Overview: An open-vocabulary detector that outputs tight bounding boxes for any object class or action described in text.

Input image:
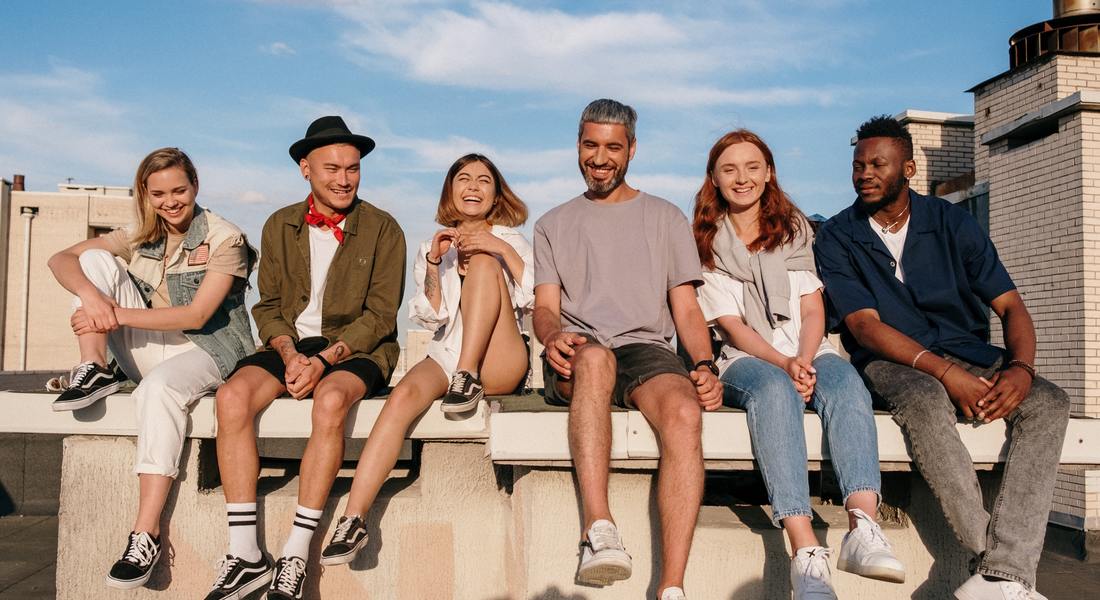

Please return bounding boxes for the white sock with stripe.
[281,505,323,560]
[226,502,261,562]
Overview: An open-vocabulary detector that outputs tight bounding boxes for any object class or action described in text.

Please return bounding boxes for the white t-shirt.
[696,269,838,375]
[870,217,909,283]
[294,223,343,339]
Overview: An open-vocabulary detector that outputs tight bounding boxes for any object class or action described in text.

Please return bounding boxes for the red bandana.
[303,194,346,245]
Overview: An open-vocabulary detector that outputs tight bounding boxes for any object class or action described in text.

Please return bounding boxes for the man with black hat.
[206,116,406,600]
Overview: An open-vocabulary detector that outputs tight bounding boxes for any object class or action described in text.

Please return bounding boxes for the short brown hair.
[132,147,199,245]
[435,154,527,227]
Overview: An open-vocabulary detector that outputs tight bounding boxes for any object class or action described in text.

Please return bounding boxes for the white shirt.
[696,269,838,375]
[408,225,535,378]
[870,216,909,283]
[294,222,343,339]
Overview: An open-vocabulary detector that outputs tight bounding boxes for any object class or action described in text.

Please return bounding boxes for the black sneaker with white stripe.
[320,515,368,566]
[52,361,122,411]
[440,370,484,413]
[104,531,161,589]
[267,556,307,600]
[204,553,273,600]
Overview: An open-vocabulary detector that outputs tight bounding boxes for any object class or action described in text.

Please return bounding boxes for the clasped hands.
[429,228,506,267]
[284,352,327,399]
[941,362,1032,423]
[70,291,120,334]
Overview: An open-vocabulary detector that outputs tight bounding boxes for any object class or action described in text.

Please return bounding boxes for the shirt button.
[889,261,896,267]
[301,295,309,302]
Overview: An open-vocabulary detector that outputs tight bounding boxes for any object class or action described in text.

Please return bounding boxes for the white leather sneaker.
[790,546,837,600]
[954,574,1033,600]
[837,508,906,583]
[660,586,687,600]
[576,519,632,586]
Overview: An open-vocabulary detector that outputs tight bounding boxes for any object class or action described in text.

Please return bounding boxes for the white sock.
[226,502,261,562]
[281,505,323,560]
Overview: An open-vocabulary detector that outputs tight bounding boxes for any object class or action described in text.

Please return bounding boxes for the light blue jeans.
[721,353,880,527]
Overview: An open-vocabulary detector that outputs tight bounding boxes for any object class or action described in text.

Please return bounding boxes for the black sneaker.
[267,556,307,599]
[441,370,484,413]
[52,361,122,411]
[320,515,368,566]
[104,531,160,589]
[204,553,273,600]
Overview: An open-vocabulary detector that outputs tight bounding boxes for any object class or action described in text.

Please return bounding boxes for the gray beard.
[581,163,628,195]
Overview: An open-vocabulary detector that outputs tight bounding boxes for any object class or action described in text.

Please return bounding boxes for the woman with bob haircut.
[318,152,533,565]
[47,147,257,590]
[691,130,904,598]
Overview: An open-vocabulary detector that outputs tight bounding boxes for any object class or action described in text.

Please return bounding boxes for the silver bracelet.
[911,349,929,369]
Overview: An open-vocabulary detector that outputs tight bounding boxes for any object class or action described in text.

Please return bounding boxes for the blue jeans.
[721,353,880,528]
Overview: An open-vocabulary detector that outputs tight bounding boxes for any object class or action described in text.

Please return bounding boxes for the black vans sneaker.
[320,515,368,566]
[204,553,273,600]
[52,361,122,411]
[104,531,161,589]
[441,370,484,413]
[267,556,307,599]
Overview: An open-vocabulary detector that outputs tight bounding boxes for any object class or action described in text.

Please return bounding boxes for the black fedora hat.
[289,115,376,163]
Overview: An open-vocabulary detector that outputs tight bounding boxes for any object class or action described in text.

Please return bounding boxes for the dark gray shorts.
[230,336,385,397]
[542,333,689,408]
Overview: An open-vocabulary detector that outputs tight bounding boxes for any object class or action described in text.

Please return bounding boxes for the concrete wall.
[1,190,131,370]
[55,435,996,599]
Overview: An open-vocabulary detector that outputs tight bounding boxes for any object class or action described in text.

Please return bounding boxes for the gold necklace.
[873,200,910,234]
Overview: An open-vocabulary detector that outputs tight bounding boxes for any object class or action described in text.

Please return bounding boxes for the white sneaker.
[791,546,837,599]
[954,574,1033,600]
[837,508,906,583]
[660,586,687,600]
[576,519,632,586]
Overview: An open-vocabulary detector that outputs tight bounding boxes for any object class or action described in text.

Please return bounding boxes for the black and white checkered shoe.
[52,361,122,411]
[320,515,368,565]
[440,370,484,413]
[104,531,160,589]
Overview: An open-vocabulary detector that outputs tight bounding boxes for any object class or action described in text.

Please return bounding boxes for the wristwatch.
[694,359,719,377]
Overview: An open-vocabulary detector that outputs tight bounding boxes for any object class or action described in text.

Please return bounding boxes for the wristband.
[425,251,442,265]
[694,359,719,377]
[313,354,333,371]
[937,362,955,381]
[1006,359,1036,380]
[911,349,929,369]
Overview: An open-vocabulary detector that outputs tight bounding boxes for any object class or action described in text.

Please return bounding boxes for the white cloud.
[331,1,851,107]
[260,41,297,56]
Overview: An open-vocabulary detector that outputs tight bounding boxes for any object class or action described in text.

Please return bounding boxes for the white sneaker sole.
[440,393,483,413]
[213,569,274,600]
[577,556,632,586]
[104,549,161,590]
[319,535,369,566]
[53,381,121,412]
[837,558,906,583]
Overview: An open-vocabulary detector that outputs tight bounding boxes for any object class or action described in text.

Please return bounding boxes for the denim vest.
[127,206,258,377]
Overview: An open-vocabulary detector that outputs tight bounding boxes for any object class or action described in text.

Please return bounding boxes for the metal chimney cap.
[1055,0,1100,18]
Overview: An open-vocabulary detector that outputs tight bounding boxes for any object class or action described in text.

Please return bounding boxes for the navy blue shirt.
[814,190,1016,368]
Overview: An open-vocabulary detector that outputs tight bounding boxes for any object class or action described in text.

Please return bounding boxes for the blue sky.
[0,0,1048,334]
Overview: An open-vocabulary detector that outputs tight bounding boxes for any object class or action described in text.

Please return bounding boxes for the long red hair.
[692,129,805,269]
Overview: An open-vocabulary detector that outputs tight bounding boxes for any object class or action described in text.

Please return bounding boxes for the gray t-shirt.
[533,191,702,349]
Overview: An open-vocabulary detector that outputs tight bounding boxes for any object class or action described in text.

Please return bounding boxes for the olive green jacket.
[252,197,406,379]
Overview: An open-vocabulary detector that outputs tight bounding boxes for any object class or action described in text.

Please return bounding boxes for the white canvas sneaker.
[791,546,837,600]
[836,508,906,583]
[576,519,632,586]
[660,586,687,600]
[954,574,1033,600]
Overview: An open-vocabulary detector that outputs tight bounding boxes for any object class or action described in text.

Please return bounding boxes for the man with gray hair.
[532,98,721,600]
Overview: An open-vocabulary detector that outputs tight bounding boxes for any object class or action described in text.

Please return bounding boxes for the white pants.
[76,250,223,478]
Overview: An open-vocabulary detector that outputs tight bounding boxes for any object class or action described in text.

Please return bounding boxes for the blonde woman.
[48,147,256,590]
[318,153,532,565]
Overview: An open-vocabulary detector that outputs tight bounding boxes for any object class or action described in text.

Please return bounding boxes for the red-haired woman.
[692,130,904,598]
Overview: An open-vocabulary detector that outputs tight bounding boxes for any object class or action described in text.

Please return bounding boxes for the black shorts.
[230,336,386,397]
[542,333,689,408]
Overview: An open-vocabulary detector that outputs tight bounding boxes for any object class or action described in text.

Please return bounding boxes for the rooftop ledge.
[2,391,1099,468]
[981,90,1100,146]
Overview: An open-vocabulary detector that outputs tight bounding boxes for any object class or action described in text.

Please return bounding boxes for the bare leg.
[783,516,819,551]
[564,345,617,531]
[297,371,366,509]
[215,367,285,503]
[455,254,525,385]
[631,374,703,592]
[77,332,108,367]
[845,491,879,531]
[469,262,528,394]
[132,474,172,536]
[343,359,449,516]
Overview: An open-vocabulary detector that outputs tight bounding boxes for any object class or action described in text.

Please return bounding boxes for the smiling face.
[577,121,635,196]
[300,143,361,215]
[449,160,496,222]
[145,166,197,234]
[852,137,915,211]
[711,141,772,213]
